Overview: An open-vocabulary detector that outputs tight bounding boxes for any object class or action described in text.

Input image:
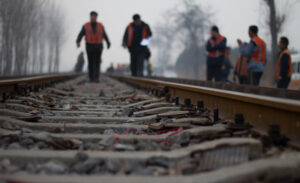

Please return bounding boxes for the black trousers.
[207,57,223,82]
[248,71,262,86]
[129,47,146,77]
[238,76,248,85]
[277,77,291,89]
[86,44,103,82]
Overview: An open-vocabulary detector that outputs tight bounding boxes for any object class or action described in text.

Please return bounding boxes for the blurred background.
[0,0,300,87]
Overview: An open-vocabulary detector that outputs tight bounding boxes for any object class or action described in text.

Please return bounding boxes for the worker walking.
[74,52,85,73]
[76,11,111,83]
[122,14,152,77]
[275,37,292,89]
[234,55,248,84]
[238,25,266,86]
[206,26,227,82]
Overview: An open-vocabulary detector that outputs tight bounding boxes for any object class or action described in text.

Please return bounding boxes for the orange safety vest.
[251,36,266,63]
[127,22,148,47]
[208,35,225,57]
[274,49,292,79]
[84,22,104,44]
[236,54,248,76]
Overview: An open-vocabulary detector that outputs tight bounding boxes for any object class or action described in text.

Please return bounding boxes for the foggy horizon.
[57,0,300,72]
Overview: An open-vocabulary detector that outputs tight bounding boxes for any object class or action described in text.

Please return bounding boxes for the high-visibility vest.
[275,49,292,79]
[127,22,148,47]
[84,22,104,44]
[208,35,225,57]
[236,54,248,76]
[251,36,266,63]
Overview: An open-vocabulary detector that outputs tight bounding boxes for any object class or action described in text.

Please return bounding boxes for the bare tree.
[152,0,212,79]
[151,12,175,69]
[0,0,15,75]
[261,0,298,86]
[263,0,283,64]
[0,0,65,76]
[263,0,299,61]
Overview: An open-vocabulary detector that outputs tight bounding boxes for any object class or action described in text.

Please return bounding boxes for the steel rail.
[147,76,300,100]
[0,73,82,100]
[111,75,300,144]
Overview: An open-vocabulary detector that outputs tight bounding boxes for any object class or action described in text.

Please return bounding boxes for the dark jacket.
[279,52,290,78]
[206,37,227,55]
[206,36,227,66]
[122,21,152,49]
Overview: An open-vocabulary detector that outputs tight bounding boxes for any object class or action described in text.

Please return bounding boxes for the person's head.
[90,11,98,23]
[248,25,258,38]
[210,26,219,38]
[133,14,141,25]
[279,37,289,50]
[80,51,84,55]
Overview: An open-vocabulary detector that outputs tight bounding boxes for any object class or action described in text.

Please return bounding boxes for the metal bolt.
[268,124,280,138]
[213,108,219,122]
[155,89,159,97]
[184,98,191,106]
[10,92,15,99]
[34,85,40,92]
[165,94,171,102]
[164,86,169,94]
[234,114,245,124]
[197,100,204,109]
[151,88,155,95]
[175,96,179,106]
[2,93,6,102]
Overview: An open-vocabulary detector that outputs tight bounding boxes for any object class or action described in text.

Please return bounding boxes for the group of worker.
[76,11,152,83]
[206,25,292,89]
[76,11,292,89]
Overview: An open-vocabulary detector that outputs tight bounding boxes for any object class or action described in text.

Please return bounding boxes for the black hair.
[211,26,219,33]
[133,14,141,21]
[249,25,258,35]
[90,11,98,16]
[280,37,289,47]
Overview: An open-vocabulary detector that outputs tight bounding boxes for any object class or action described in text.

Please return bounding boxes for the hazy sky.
[57,0,300,71]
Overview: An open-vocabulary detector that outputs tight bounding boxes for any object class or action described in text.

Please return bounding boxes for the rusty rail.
[111,74,300,144]
[0,73,82,101]
[148,76,300,100]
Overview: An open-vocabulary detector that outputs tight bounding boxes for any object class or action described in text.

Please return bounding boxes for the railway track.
[0,74,300,183]
[146,76,300,100]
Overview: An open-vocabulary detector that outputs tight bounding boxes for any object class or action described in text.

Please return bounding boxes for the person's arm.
[239,40,257,57]
[216,38,227,52]
[122,26,129,47]
[226,55,233,68]
[280,53,290,78]
[76,26,85,46]
[103,26,111,49]
[206,39,218,52]
[146,24,152,38]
